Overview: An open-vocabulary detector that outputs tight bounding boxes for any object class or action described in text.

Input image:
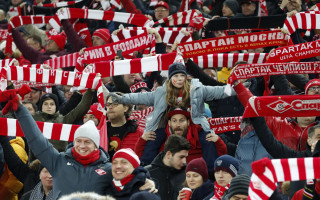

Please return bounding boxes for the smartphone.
[116,50,124,60]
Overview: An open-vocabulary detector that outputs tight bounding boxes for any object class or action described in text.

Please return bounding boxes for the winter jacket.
[191,180,214,200]
[0,137,28,200]
[120,78,236,134]
[105,167,149,200]
[145,152,186,200]
[235,130,272,176]
[0,136,39,195]
[14,105,112,200]
[12,29,68,64]
[61,20,87,52]
[135,123,227,167]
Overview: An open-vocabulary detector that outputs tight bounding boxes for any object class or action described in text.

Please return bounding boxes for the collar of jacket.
[151,151,186,171]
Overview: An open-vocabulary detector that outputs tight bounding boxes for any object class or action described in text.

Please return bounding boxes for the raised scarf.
[72,147,101,166]
[49,8,153,32]
[210,182,230,200]
[154,10,199,26]
[178,30,289,58]
[112,174,135,191]
[248,157,320,200]
[192,53,268,68]
[208,117,242,134]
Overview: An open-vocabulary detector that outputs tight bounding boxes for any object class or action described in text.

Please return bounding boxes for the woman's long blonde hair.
[165,76,191,108]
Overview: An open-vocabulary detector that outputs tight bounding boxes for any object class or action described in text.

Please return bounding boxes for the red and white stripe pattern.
[154,10,199,26]
[0,59,16,67]
[249,157,320,200]
[282,11,320,35]
[130,107,154,128]
[3,65,105,114]
[6,16,53,54]
[7,7,22,18]
[313,3,320,11]
[43,52,80,69]
[42,0,82,7]
[192,53,268,68]
[94,52,177,77]
[258,0,268,16]
[112,29,192,46]
[127,27,192,32]
[49,8,153,32]
[0,117,80,141]
[179,0,194,12]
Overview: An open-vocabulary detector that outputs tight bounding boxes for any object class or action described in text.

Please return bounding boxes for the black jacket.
[105,166,148,200]
[145,152,186,200]
[250,117,313,158]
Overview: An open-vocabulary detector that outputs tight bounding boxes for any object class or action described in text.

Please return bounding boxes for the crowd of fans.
[0,0,319,199]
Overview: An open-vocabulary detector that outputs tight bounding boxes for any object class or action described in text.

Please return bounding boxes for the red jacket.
[134,123,227,163]
[234,82,315,151]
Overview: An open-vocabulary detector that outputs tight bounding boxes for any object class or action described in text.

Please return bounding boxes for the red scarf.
[72,148,101,166]
[112,174,135,191]
[210,182,229,200]
[178,30,289,58]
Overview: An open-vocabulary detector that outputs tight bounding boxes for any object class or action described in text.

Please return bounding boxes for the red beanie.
[48,34,66,50]
[85,103,103,120]
[112,148,140,168]
[305,79,320,94]
[185,158,208,182]
[93,28,111,44]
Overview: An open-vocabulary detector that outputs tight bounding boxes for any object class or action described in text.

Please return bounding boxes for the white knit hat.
[74,120,100,148]
[112,148,140,168]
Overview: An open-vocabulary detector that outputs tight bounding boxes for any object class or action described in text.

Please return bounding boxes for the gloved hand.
[0,84,31,115]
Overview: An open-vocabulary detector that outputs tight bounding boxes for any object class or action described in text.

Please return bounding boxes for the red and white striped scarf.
[49,8,153,32]
[179,0,195,12]
[112,29,192,45]
[130,107,154,128]
[208,117,241,134]
[42,0,82,7]
[94,52,177,77]
[7,7,21,18]
[0,59,16,67]
[0,29,8,41]
[249,157,320,200]
[313,3,320,11]
[282,11,320,35]
[3,65,105,114]
[127,27,192,32]
[0,117,80,141]
[6,16,53,54]
[43,52,80,69]
[154,10,199,26]
[258,0,268,16]
[192,53,268,68]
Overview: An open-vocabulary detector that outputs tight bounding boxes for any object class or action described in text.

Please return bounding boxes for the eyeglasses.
[106,102,119,108]
[308,86,320,92]
[155,9,168,12]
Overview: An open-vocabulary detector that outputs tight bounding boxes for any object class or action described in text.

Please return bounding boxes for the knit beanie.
[214,155,240,177]
[226,174,250,198]
[48,34,66,50]
[74,120,100,148]
[168,107,190,119]
[305,79,320,94]
[38,93,59,112]
[168,62,187,80]
[85,103,103,121]
[223,0,240,15]
[93,28,111,44]
[112,148,140,168]
[185,158,208,182]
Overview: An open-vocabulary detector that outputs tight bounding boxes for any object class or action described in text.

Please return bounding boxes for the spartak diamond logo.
[267,100,292,113]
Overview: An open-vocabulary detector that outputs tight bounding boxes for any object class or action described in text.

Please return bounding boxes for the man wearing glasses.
[154,1,170,20]
[105,93,144,158]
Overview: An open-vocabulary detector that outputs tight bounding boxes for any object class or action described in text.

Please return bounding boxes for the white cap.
[74,120,100,148]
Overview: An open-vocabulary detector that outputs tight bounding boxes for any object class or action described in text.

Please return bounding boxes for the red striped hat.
[112,148,140,168]
[305,79,320,94]
[93,28,111,44]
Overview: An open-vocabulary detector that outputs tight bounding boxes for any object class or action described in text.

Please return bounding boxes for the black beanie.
[168,62,187,80]
[226,174,250,198]
[38,93,59,112]
[223,0,240,15]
